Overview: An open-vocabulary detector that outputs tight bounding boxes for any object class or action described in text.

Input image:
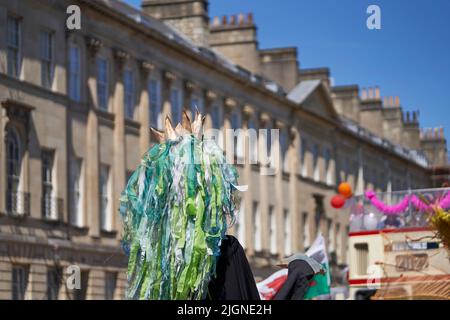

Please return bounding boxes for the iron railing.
[42,196,63,221]
[6,191,30,216]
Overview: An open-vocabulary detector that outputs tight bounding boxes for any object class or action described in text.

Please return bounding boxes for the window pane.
[70,159,82,226]
[97,58,108,110]
[253,201,261,252]
[105,272,117,300]
[40,31,53,88]
[41,151,54,219]
[69,45,80,101]
[149,79,161,128]
[7,16,20,77]
[12,266,28,300]
[100,165,111,231]
[269,205,276,254]
[47,267,62,300]
[170,88,181,123]
[124,70,134,119]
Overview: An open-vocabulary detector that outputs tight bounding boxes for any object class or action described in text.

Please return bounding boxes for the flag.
[256,269,288,300]
[304,233,331,299]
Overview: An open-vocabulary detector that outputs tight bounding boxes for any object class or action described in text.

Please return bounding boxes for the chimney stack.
[361,88,367,100]
[247,13,254,24]
[375,86,380,99]
[237,13,245,25]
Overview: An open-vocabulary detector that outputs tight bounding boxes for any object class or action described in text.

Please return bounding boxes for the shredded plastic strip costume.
[119,112,241,300]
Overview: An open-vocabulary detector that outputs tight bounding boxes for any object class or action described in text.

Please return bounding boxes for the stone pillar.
[0,108,4,213]
[242,105,254,252]
[161,71,176,121]
[258,112,270,255]
[274,120,284,258]
[204,90,217,131]
[288,125,300,252]
[111,49,129,232]
[139,60,154,156]
[184,80,195,117]
[85,39,102,235]
[356,146,365,195]
[223,97,237,165]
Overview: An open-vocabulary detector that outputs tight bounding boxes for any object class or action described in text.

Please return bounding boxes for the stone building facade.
[0,0,447,299]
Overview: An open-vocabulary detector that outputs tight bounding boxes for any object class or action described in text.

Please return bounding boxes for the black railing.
[42,196,64,221]
[6,191,30,216]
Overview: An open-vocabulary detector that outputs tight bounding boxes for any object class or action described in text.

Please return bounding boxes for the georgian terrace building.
[0,0,445,299]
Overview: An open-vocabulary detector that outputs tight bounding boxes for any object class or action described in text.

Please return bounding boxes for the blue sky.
[126,0,450,149]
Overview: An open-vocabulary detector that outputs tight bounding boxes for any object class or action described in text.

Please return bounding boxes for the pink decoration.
[365,192,410,215]
[365,190,450,215]
[410,195,431,212]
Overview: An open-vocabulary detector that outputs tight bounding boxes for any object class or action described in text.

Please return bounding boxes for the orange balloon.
[338,182,353,198]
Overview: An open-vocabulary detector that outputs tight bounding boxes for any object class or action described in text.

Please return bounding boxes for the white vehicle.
[347,188,450,300]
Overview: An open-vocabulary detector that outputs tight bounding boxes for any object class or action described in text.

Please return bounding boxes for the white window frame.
[70,158,83,227]
[7,14,21,78]
[303,212,310,249]
[253,201,261,252]
[100,164,112,231]
[69,44,81,101]
[284,209,291,256]
[324,147,333,185]
[269,205,277,255]
[300,137,307,177]
[236,203,245,248]
[97,57,109,111]
[42,150,56,220]
[6,127,22,214]
[313,143,320,182]
[280,130,289,173]
[40,30,54,89]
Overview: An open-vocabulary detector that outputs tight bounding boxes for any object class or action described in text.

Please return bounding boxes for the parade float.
[344,187,450,300]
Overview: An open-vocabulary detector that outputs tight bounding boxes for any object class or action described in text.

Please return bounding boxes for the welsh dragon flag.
[257,233,331,300]
[304,233,331,299]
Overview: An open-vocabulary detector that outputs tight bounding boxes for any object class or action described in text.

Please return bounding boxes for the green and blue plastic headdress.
[119,111,242,300]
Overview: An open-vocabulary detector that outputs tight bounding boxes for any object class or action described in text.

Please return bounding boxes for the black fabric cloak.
[207,235,261,300]
[273,260,315,300]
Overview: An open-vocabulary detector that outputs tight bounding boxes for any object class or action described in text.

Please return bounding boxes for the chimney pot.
[395,96,400,107]
[247,13,254,24]
[212,16,220,26]
[383,96,388,106]
[229,15,236,25]
[361,88,367,100]
[238,13,245,25]
[375,86,380,99]
[368,87,374,99]
[221,15,228,25]
[389,96,394,107]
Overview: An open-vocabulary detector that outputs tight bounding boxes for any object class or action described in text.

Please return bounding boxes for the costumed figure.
[119,111,254,300]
